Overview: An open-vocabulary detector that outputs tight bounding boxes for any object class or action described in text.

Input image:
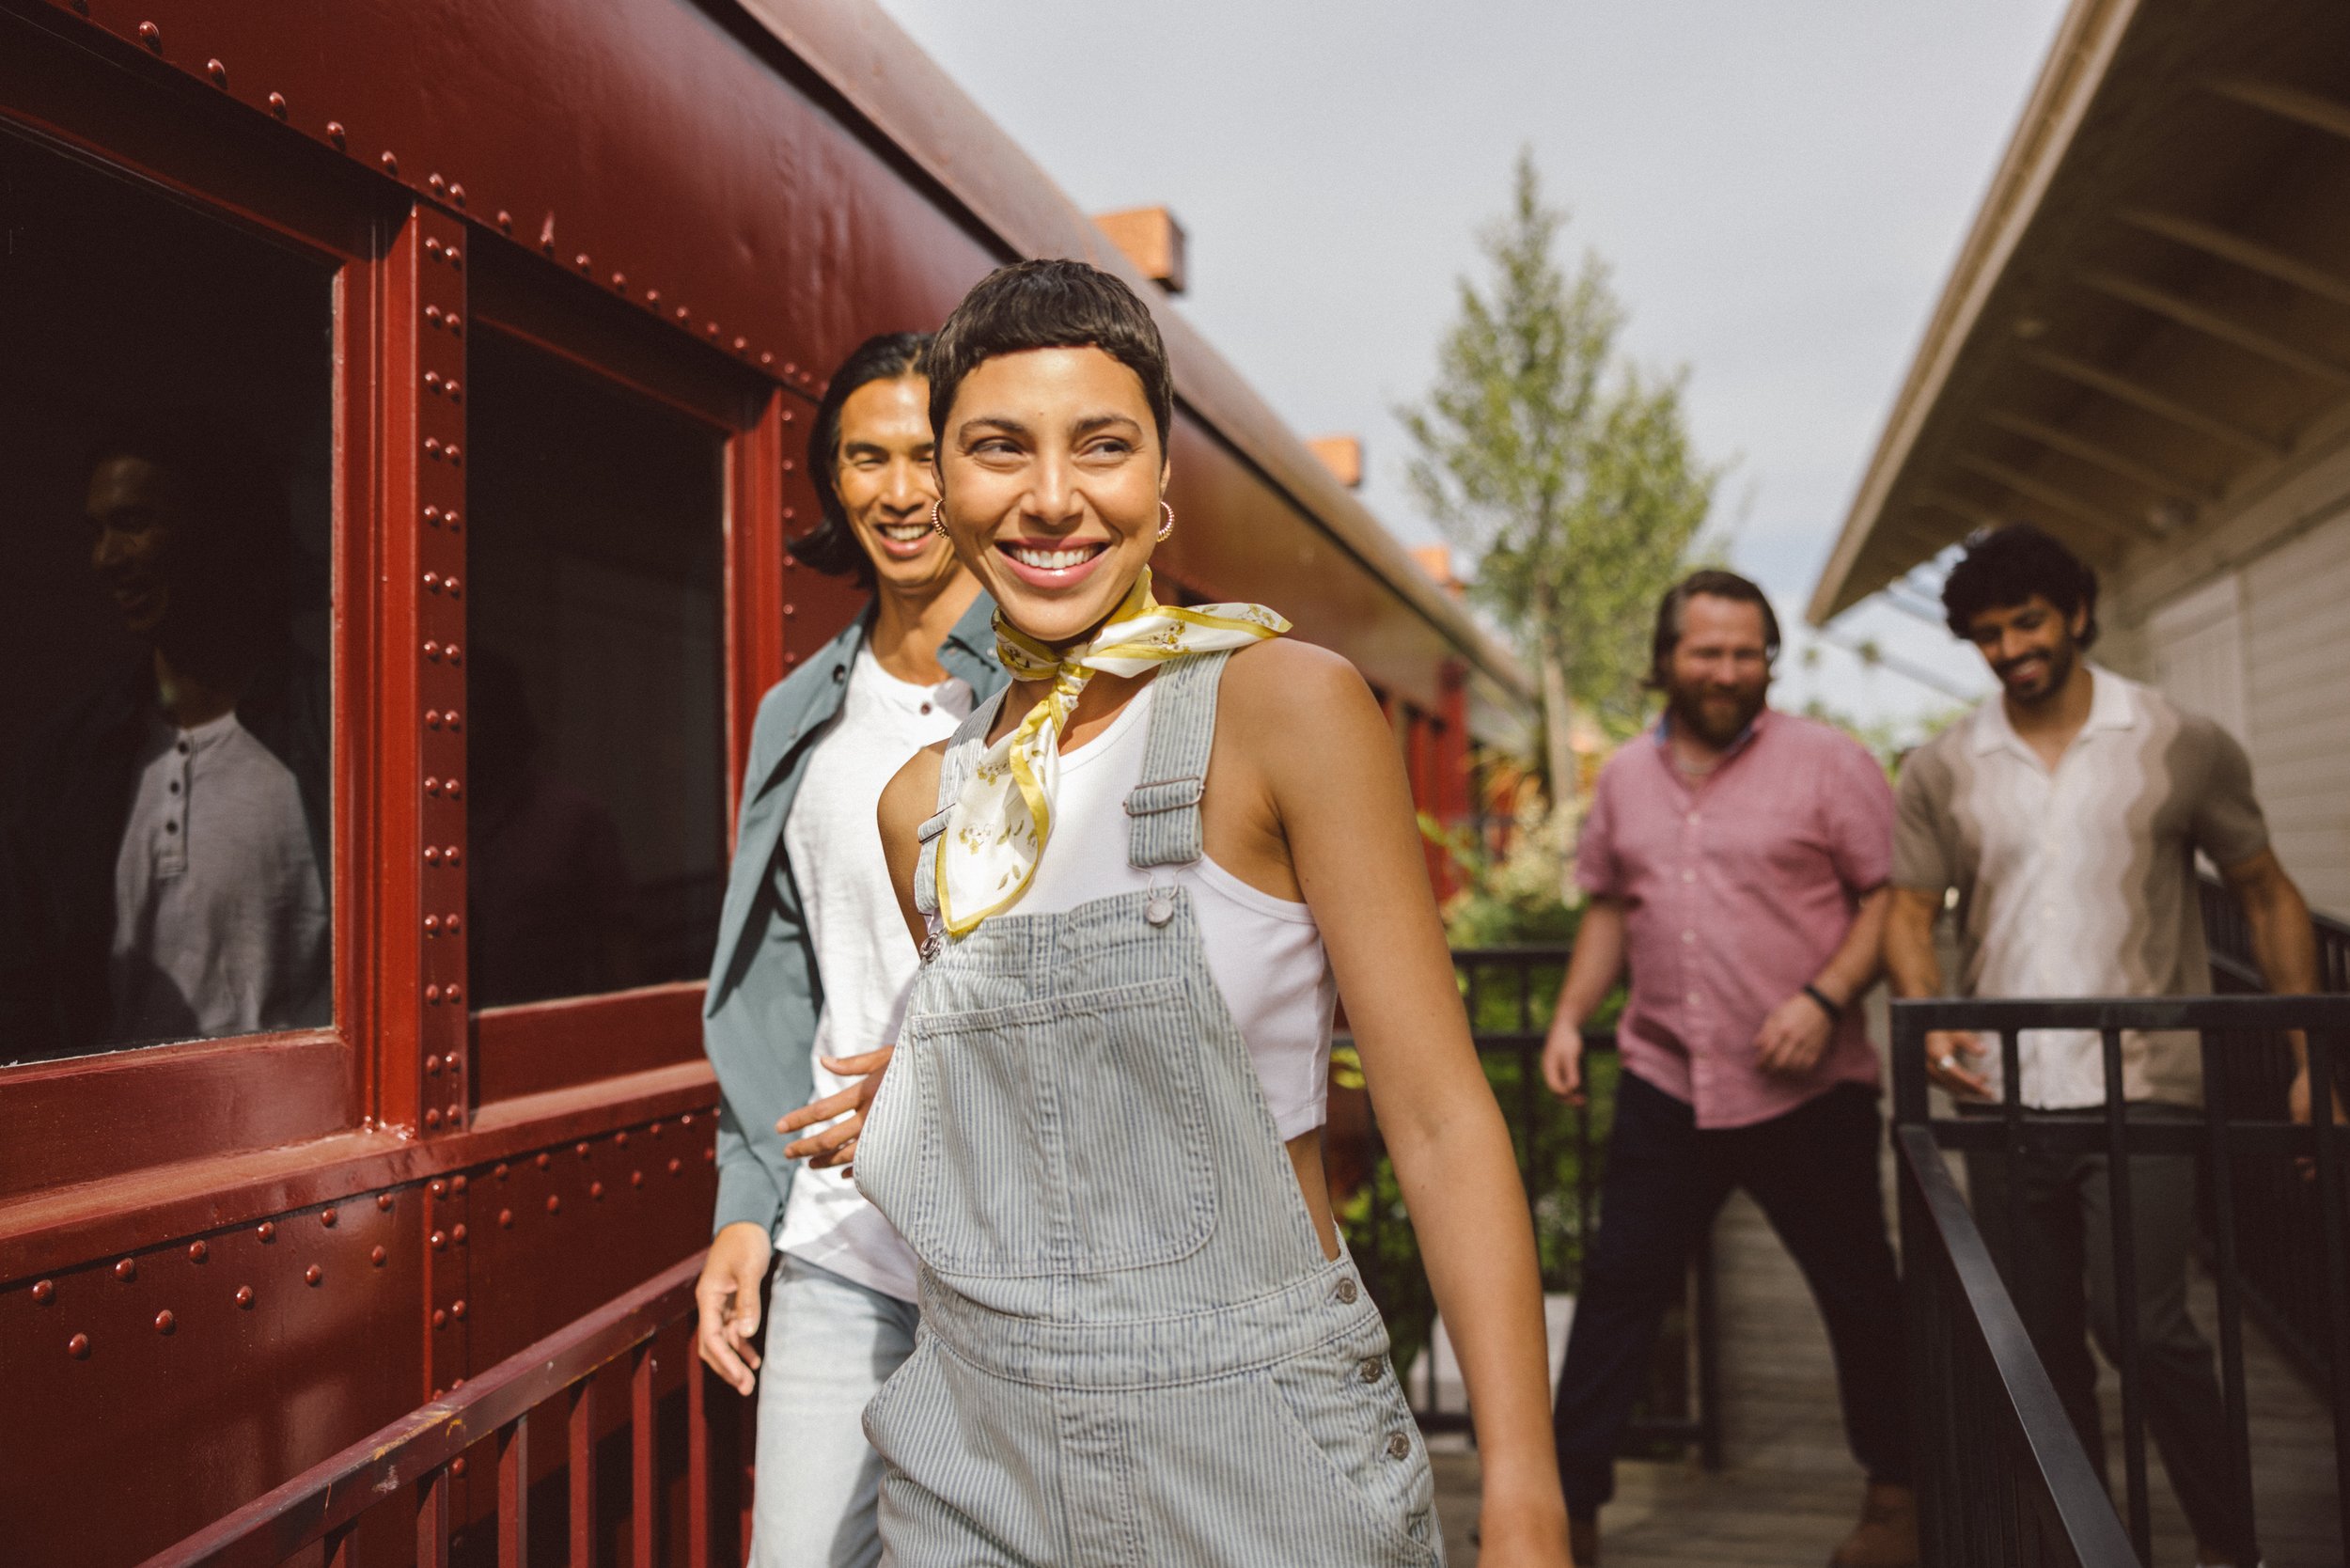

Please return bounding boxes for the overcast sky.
[871,1,2075,732]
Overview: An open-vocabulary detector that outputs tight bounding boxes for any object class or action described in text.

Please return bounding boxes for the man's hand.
[779,1045,895,1172]
[2287,1052,2348,1182]
[1541,1020,1587,1105]
[1753,992,1835,1076]
[1924,1028,1991,1100]
[695,1222,773,1396]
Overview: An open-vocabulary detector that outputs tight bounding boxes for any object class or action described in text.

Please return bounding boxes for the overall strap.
[1124,650,1232,870]
[913,689,1007,921]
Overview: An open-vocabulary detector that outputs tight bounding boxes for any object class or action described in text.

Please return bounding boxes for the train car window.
[465,329,728,1010]
[0,131,336,1067]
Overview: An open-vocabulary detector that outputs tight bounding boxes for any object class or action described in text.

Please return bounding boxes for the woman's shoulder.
[1213,638,1384,758]
[878,740,948,831]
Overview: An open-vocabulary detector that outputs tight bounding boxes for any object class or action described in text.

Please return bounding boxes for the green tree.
[1401,149,1720,815]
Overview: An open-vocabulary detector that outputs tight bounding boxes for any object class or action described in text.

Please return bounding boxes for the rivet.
[136,21,160,49]
[446,447,462,468]
[426,776,442,795]
[187,1241,208,1263]
[546,1195,562,1214]
[425,1108,442,1127]
[426,238,441,257]
[114,1259,136,1282]
[646,288,662,305]
[446,709,462,730]
[424,505,441,525]
[446,1053,463,1074]
[681,1112,695,1127]
[451,1299,466,1320]
[706,321,719,337]
[258,1221,276,1243]
[428,983,443,1005]
[446,779,462,799]
[446,314,462,337]
[450,1458,467,1479]
[433,1308,446,1327]
[444,510,461,532]
[155,1309,176,1334]
[494,1162,509,1180]
[426,305,443,326]
[783,508,797,523]
[630,1170,644,1188]
[427,1056,442,1078]
[235,1286,254,1309]
[321,1207,337,1228]
[733,337,747,353]
[575,253,590,271]
[612,272,627,290]
[68,1333,90,1359]
[498,210,513,232]
[32,1279,55,1303]
[267,90,288,118]
[370,1246,387,1267]
[429,173,446,196]
[615,1130,630,1148]
[784,651,799,666]
[451,1174,467,1193]
[780,459,795,473]
[667,1158,682,1175]
[650,1121,663,1137]
[426,710,443,729]
[784,362,798,377]
[305,1264,323,1286]
[446,845,462,865]
[576,1141,591,1159]
[424,914,441,934]
[425,843,443,864]
[498,1208,514,1227]
[703,1146,715,1163]
[590,1181,604,1200]
[377,1193,395,1212]
[424,439,443,462]
[431,1231,446,1250]
[326,120,346,149]
[381,151,399,175]
[535,1152,550,1170]
[761,352,775,367]
[452,1224,467,1244]
[445,381,462,403]
[781,604,796,618]
[429,1179,446,1198]
[780,409,794,424]
[425,370,442,392]
[674,306,690,322]
[206,58,226,87]
[446,982,463,1002]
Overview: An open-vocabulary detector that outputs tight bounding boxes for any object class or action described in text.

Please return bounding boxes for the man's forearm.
[1882,893,1946,1001]
[2244,881,2319,1072]
[1811,886,1890,1007]
[1554,904,1626,1030]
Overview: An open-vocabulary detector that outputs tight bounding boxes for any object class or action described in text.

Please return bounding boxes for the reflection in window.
[466,330,727,1009]
[0,132,335,1065]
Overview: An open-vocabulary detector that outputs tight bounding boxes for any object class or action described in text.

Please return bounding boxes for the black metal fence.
[2201,880,2350,1387]
[1343,946,1721,1465]
[1892,994,2350,1567]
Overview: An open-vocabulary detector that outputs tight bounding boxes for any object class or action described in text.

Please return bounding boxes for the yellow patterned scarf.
[935,568,1288,937]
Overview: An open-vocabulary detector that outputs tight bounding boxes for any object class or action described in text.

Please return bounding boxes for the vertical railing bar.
[322,1519,358,1568]
[688,1347,712,1568]
[416,1462,452,1568]
[2100,1026,2152,1565]
[1999,1027,2029,1321]
[570,1378,597,1568]
[497,1414,530,1568]
[632,1341,657,1568]
[2308,1027,2350,1557]
[1693,1230,1723,1470]
[2199,1030,2258,1560]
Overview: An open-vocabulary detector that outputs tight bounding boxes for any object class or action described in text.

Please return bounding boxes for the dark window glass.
[466,329,728,1009]
[0,132,335,1066]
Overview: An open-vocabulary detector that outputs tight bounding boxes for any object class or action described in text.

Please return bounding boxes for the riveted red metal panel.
[0,1195,426,1566]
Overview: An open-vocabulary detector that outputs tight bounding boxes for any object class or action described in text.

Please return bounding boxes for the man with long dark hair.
[1543,570,1915,1568]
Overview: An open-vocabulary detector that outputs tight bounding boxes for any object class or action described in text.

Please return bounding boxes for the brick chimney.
[1092,207,1187,294]
[1308,435,1363,489]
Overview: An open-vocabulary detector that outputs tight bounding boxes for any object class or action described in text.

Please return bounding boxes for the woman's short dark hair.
[786,331,932,588]
[1649,569,1781,687]
[1940,523,2099,647]
[923,259,1173,456]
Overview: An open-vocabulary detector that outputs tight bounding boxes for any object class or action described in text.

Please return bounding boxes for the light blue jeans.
[751,1254,920,1568]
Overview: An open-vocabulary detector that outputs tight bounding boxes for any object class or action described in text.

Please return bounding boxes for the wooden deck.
[1431,1184,2342,1566]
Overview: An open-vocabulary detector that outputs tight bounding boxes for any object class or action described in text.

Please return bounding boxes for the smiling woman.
[816,259,1575,1568]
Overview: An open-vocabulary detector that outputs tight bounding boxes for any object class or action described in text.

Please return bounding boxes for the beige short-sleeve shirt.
[1893,667,2268,1108]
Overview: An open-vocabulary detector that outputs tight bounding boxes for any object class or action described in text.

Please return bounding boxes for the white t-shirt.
[110,709,330,1044]
[775,649,972,1301]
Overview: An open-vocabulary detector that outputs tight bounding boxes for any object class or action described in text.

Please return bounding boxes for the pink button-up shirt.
[1576,709,1893,1129]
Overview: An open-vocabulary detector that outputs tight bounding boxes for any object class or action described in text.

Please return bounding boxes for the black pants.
[1965,1106,2256,1561]
[1552,1073,1911,1515]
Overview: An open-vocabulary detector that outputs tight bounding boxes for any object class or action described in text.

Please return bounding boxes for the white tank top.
[1015,683,1334,1137]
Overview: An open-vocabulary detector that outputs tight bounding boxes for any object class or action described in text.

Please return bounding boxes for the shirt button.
[164,822,179,835]
[1682,870,1696,884]
[1688,812,1701,825]
[168,781,180,795]
[177,741,190,756]
[1686,991,1700,1005]
[920,702,932,714]
[1682,930,1695,944]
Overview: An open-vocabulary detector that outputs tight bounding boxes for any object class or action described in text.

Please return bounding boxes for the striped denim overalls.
[854,651,1441,1568]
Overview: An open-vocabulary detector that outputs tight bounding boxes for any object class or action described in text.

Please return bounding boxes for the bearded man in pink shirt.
[1541,571,1914,1568]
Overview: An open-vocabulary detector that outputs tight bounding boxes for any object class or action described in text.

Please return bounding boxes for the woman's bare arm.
[878,743,946,952]
[1221,641,1570,1563]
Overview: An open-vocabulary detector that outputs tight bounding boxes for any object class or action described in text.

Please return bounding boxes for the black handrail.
[1892,993,2350,1567]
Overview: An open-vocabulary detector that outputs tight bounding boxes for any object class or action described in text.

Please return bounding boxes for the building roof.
[1808,0,2350,624]
[734,0,1536,729]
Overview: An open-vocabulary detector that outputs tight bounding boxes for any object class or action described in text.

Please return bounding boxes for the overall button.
[1358,1356,1384,1383]
[1333,1277,1359,1305]
[1384,1432,1413,1460]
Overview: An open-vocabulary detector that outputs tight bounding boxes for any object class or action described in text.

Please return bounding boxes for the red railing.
[136,1252,712,1568]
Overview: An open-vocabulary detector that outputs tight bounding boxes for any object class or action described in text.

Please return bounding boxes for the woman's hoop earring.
[1156,500,1176,542]
[930,500,950,539]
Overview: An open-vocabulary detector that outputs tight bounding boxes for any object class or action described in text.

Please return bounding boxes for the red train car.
[0,0,1531,1560]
